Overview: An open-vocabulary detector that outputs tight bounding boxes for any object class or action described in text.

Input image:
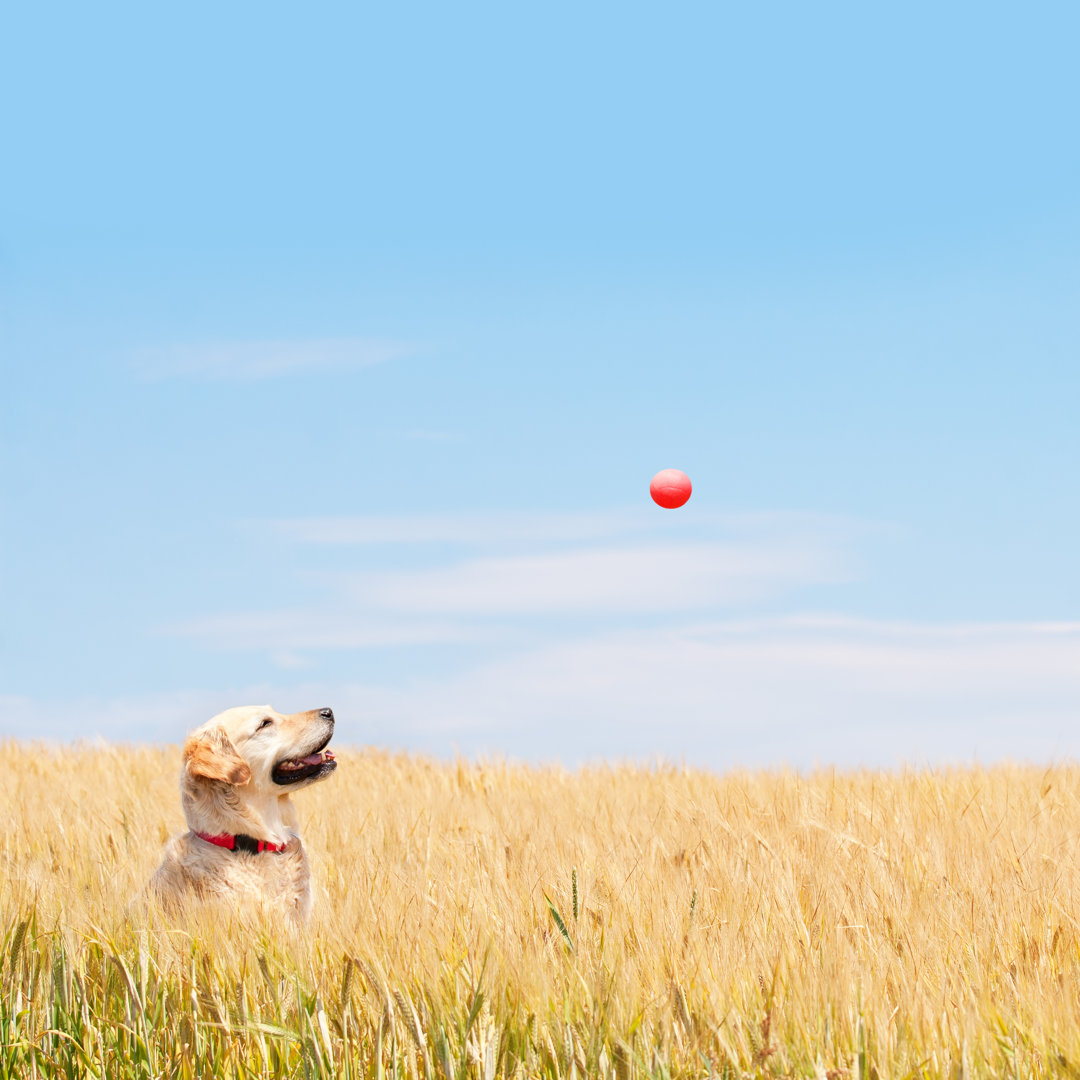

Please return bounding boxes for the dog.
[150,704,337,922]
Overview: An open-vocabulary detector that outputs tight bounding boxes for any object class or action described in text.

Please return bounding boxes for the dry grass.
[3,741,1080,1078]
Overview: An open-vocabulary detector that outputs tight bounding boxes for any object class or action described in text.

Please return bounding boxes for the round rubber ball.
[650,469,692,509]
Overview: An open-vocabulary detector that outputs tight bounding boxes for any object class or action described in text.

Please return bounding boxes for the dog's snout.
[318,708,334,723]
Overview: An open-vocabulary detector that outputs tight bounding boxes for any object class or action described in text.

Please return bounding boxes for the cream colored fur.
[149,705,337,922]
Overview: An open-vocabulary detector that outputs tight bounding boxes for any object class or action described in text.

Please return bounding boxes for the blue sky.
[2,2,1078,766]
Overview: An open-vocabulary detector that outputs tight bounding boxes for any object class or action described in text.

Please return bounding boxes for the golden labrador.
[150,704,337,921]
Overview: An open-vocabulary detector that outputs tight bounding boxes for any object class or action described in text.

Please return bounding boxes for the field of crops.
[3,742,1080,1078]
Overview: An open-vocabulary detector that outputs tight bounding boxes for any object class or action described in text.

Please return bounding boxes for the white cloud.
[165,511,868,666]
[265,508,870,547]
[325,616,1080,766]
[0,688,258,744]
[266,509,645,545]
[48,507,1074,768]
[161,610,492,652]
[165,522,858,655]
[345,540,850,614]
[8,618,1080,768]
[133,337,411,380]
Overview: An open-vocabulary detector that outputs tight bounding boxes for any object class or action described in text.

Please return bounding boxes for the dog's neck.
[182,779,299,848]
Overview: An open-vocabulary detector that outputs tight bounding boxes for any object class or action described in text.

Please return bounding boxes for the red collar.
[195,831,288,854]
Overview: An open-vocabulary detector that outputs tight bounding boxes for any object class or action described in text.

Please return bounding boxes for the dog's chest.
[179,838,313,918]
[227,847,310,909]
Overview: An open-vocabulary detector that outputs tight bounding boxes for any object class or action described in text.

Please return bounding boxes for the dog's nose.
[318,708,334,723]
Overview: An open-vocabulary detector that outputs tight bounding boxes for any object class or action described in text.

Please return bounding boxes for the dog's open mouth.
[271,739,337,786]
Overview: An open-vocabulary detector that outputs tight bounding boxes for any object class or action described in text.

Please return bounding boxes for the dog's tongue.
[297,750,334,766]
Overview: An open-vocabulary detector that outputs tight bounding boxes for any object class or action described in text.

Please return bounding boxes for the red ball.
[650,468,692,509]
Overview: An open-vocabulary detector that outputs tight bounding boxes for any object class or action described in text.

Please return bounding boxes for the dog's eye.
[257,717,273,731]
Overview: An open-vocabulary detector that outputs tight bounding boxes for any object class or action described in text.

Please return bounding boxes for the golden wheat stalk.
[3,742,1079,1077]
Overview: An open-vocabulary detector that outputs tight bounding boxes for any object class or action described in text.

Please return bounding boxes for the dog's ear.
[183,726,251,785]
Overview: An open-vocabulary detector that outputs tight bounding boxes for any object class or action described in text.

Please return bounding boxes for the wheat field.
[3,742,1080,1078]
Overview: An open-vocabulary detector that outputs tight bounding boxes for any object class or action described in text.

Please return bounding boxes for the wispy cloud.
[10,618,1080,767]
[161,611,493,652]
[342,540,851,615]
[264,508,870,547]
[367,616,1080,765]
[168,511,866,654]
[133,337,412,381]
[96,505,1070,767]
[351,616,1080,764]
[0,689,263,744]
[266,510,645,546]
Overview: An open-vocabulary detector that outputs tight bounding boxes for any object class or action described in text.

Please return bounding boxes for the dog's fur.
[149,705,337,921]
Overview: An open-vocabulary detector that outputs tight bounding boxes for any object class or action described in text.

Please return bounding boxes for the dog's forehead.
[202,704,280,734]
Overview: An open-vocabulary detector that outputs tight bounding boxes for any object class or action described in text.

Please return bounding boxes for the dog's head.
[183,705,338,795]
